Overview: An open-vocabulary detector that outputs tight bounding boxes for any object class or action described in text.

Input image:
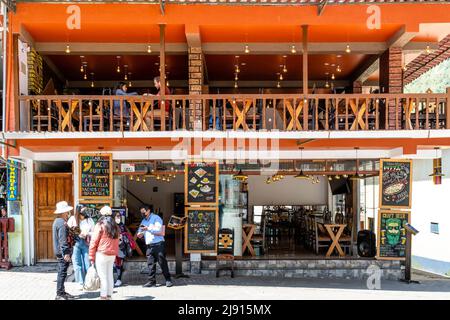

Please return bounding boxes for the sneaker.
[62,292,75,299]
[143,281,156,288]
[166,281,173,287]
[114,280,122,287]
[55,295,69,300]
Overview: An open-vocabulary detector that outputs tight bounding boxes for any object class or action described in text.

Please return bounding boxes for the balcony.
[14,93,450,134]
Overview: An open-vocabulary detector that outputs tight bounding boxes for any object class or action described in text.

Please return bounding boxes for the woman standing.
[68,205,95,290]
[89,206,119,300]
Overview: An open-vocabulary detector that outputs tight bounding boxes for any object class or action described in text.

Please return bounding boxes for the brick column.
[379,47,403,129]
[188,47,204,130]
[352,81,362,94]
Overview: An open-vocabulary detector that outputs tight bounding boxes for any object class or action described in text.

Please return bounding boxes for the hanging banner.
[7,160,20,201]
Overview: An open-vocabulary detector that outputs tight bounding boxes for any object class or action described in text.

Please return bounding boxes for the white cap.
[54,201,73,214]
[99,206,112,216]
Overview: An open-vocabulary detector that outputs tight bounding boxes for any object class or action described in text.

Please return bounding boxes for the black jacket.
[52,217,71,257]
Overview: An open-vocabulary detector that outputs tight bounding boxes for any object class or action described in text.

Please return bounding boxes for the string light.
[65,45,71,54]
[244,45,250,54]
[147,45,152,53]
[291,45,297,54]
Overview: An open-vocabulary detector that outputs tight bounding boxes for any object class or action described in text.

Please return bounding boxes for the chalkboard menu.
[79,153,113,199]
[379,159,412,209]
[185,160,218,205]
[185,207,218,253]
[377,210,410,260]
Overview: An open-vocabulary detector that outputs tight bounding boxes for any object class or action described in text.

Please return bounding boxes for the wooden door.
[34,173,73,262]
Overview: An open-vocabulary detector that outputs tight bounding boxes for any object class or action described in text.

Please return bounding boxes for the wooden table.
[320,223,347,257]
[242,224,256,256]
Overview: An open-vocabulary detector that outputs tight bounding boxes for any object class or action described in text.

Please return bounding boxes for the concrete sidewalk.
[0,266,449,300]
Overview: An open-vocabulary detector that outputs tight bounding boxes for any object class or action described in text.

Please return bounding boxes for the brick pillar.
[379,47,403,129]
[352,81,362,94]
[189,47,204,130]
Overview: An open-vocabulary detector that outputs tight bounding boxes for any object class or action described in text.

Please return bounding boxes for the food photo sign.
[185,160,219,206]
[379,159,412,209]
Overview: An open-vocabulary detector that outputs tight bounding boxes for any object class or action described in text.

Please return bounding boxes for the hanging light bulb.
[90,73,95,87]
[147,45,152,53]
[266,177,272,184]
[235,65,240,73]
[277,81,281,88]
[279,73,283,81]
[128,81,132,87]
[136,176,141,182]
[91,81,94,88]
[65,45,71,54]
[291,45,297,54]
[116,56,121,73]
[336,65,342,73]
[244,45,250,54]
[156,175,161,180]
[80,65,84,73]
[335,175,341,179]
[84,72,87,80]
[331,73,335,80]
[325,81,330,88]
[234,81,238,89]
[345,45,351,53]
[234,73,238,81]
[328,176,333,181]
[425,45,431,54]
[129,175,134,181]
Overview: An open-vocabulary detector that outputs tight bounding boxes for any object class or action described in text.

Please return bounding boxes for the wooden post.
[159,24,166,130]
[446,87,450,129]
[302,25,308,95]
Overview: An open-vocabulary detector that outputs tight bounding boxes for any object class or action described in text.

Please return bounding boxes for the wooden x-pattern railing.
[18,93,450,133]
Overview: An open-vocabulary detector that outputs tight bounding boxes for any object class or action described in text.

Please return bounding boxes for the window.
[430,222,439,234]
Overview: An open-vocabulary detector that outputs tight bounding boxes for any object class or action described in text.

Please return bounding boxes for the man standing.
[52,201,75,300]
[137,204,173,288]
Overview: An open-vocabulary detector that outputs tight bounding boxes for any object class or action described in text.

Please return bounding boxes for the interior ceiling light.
[65,45,71,54]
[116,56,121,73]
[147,45,152,53]
[345,44,351,53]
[425,45,431,55]
[336,65,342,73]
[331,73,335,80]
[350,147,364,180]
[244,45,250,54]
[291,45,297,54]
[233,168,248,181]
[277,81,281,88]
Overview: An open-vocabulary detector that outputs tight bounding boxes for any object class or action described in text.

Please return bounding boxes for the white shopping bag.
[83,265,101,291]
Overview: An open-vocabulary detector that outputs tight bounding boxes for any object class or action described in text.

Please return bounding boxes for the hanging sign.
[185,160,219,206]
[379,159,412,209]
[185,207,218,253]
[377,210,410,260]
[79,153,113,199]
[7,160,20,201]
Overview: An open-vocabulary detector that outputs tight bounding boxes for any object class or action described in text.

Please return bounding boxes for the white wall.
[411,150,450,264]
[247,175,328,209]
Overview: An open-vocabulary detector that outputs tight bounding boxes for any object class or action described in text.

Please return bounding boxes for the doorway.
[34,173,73,262]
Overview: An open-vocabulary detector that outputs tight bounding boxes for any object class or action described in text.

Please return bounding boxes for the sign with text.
[185,207,218,253]
[377,210,410,260]
[7,160,20,201]
[379,159,412,209]
[79,154,113,199]
[185,160,219,206]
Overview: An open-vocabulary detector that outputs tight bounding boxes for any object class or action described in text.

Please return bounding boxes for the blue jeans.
[72,240,90,285]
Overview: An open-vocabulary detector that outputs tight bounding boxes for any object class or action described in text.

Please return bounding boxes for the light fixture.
[234,73,238,81]
[291,45,297,54]
[147,45,152,53]
[116,56,121,73]
[156,175,161,180]
[426,45,431,54]
[136,176,141,182]
[244,45,250,54]
[279,73,283,81]
[350,147,364,180]
[283,65,288,73]
[90,72,95,88]
[325,81,330,88]
[234,81,238,89]
[266,177,272,184]
[143,177,147,183]
[277,81,281,88]
[336,65,342,73]
[233,168,248,181]
[335,175,341,179]
[129,175,134,181]
[124,65,128,80]
[65,45,71,54]
[345,45,351,53]
[328,176,333,181]
[295,149,310,179]
[429,147,445,185]
[331,73,335,80]
[84,70,87,80]
[343,174,348,178]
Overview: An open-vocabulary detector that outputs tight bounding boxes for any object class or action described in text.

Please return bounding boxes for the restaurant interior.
[105,158,380,260]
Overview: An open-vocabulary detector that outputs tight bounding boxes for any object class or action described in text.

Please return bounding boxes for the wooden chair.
[315,221,332,255]
[251,215,267,255]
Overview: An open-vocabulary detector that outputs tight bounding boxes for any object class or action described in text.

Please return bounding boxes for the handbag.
[83,265,101,291]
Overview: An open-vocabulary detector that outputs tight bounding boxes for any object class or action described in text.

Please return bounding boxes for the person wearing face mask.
[113,212,136,287]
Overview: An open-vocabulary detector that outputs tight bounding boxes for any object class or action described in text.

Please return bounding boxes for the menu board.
[185,160,218,205]
[185,207,218,253]
[79,154,113,199]
[379,159,412,209]
[377,210,410,260]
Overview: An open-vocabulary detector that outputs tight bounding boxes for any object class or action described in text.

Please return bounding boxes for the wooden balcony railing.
[17,93,450,133]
